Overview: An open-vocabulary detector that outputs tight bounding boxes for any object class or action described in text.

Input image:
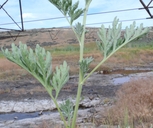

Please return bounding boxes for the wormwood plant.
[2,0,149,128]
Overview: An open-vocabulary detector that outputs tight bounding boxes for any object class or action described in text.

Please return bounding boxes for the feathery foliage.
[2,0,149,128]
[96,17,148,58]
[48,0,84,24]
[2,42,69,99]
[74,22,84,40]
[52,61,69,99]
[79,56,94,77]
[60,99,74,127]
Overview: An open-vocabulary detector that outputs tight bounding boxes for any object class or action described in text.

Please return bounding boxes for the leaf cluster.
[2,42,69,99]
[48,0,84,24]
[79,56,94,77]
[97,17,149,58]
[60,99,74,126]
[52,61,69,99]
[74,22,84,40]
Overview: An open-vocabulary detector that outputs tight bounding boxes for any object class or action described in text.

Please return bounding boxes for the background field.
[1,27,153,80]
[1,28,153,127]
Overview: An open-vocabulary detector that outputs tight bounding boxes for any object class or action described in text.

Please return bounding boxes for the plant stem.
[82,39,136,84]
[71,5,89,128]
[81,21,148,84]
[64,15,81,45]
[47,89,68,128]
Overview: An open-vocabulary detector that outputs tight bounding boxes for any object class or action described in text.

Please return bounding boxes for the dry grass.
[0,58,21,72]
[36,121,49,128]
[36,121,60,128]
[1,44,153,79]
[102,77,153,127]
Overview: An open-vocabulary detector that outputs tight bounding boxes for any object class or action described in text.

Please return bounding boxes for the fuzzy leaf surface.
[48,0,84,24]
[80,56,94,77]
[60,99,74,126]
[2,42,53,88]
[51,61,69,99]
[97,17,149,58]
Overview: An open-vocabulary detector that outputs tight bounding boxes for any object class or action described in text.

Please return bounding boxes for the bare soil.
[1,28,153,127]
[0,73,119,102]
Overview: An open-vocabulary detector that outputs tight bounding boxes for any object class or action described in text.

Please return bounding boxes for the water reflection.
[113,76,131,85]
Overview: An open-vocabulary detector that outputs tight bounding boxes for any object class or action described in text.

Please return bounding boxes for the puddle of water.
[0,110,58,121]
[113,76,131,85]
[112,70,152,85]
[0,112,40,121]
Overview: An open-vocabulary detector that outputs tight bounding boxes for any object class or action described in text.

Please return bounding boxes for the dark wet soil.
[0,68,152,102]
[0,68,152,127]
[0,76,120,101]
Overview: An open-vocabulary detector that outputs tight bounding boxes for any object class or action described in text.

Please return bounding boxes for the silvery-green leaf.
[2,42,53,91]
[51,61,69,99]
[45,51,52,72]
[71,9,84,24]
[97,17,149,58]
[60,99,74,126]
[74,22,84,40]
[80,57,94,77]
[71,1,79,12]
[48,0,83,24]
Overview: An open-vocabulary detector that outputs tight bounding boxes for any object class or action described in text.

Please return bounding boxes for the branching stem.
[2,1,149,128]
[82,32,147,84]
[71,2,91,128]
[47,89,68,128]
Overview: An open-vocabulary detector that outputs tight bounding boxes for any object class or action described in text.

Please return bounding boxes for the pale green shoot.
[48,1,148,128]
[2,42,69,127]
[2,0,149,128]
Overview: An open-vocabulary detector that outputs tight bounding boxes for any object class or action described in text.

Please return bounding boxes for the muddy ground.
[0,64,153,128]
[0,74,119,102]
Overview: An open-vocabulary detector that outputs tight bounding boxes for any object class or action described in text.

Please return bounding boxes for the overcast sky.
[0,0,153,30]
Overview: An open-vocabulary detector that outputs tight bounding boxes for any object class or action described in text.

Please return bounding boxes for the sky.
[0,0,153,31]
